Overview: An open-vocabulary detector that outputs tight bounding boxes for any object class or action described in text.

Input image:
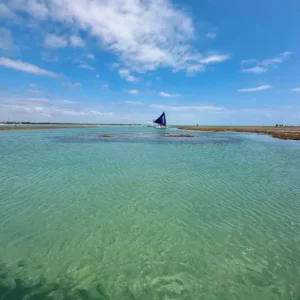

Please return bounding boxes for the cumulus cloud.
[4,0,229,73]
[69,35,85,47]
[44,34,68,48]
[0,28,19,55]
[237,85,272,92]
[0,57,58,77]
[118,69,138,82]
[44,34,85,48]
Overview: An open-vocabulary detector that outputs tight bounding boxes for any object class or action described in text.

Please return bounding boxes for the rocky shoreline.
[165,133,194,138]
[178,126,300,141]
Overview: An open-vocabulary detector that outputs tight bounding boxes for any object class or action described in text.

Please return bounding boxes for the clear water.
[0,127,300,300]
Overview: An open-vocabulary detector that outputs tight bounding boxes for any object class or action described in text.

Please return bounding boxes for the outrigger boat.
[147,112,167,128]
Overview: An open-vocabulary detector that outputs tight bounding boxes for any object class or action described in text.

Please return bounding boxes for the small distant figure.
[196,124,198,127]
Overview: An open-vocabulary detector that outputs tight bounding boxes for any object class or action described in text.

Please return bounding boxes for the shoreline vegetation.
[179,126,300,141]
[0,124,300,140]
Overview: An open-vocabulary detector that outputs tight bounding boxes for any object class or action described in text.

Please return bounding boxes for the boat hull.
[147,123,167,129]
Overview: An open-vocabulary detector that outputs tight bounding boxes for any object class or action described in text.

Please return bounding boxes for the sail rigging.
[153,112,166,127]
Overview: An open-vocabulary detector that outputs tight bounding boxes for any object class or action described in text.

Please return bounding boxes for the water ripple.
[1,128,300,299]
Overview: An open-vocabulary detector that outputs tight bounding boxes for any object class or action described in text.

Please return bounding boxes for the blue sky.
[0,0,300,125]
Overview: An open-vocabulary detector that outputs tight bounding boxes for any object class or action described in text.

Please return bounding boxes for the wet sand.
[179,126,300,140]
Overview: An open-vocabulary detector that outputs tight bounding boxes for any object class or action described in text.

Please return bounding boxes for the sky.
[0,0,300,125]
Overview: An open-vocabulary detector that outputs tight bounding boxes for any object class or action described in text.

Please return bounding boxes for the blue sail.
[153,112,166,126]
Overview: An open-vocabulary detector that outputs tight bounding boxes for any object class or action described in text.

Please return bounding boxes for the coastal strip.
[0,125,100,131]
[178,126,300,141]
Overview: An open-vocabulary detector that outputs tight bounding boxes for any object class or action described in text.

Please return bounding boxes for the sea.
[0,126,300,300]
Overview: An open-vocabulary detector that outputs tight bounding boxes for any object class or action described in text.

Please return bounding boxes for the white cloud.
[112,62,120,69]
[127,89,139,95]
[87,53,95,60]
[237,85,272,92]
[199,55,230,64]
[0,28,19,55]
[5,0,229,73]
[0,96,74,106]
[69,35,85,47]
[290,88,300,92]
[241,59,258,65]
[151,104,224,111]
[1,95,299,125]
[185,65,205,74]
[241,52,293,74]
[63,81,82,88]
[261,51,293,66]
[0,3,16,18]
[118,69,138,82]
[0,96,114,122]
[26,83,47,94]
[23,1,49,19]
[44,31,85,48]
[0,57,58,77]
[26,89,45,94]
[241,66,268,74]
[44,34,68,48]
[125,101,144,105]
[41,52,58,62]
[79,64,94,70]
[206,33,216,39]
[59,109,113,116]
[102,83,109,88]
[159,92,180,98]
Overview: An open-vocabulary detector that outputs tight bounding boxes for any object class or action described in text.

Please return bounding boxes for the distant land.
[0,122,142,131]
[0,122,142,125]
[180,126,300,141]
[1,122,300,141]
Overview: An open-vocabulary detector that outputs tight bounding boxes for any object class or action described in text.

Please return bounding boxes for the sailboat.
[147,112,167,128]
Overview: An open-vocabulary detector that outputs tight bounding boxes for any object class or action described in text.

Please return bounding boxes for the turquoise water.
[0,127,300,300]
